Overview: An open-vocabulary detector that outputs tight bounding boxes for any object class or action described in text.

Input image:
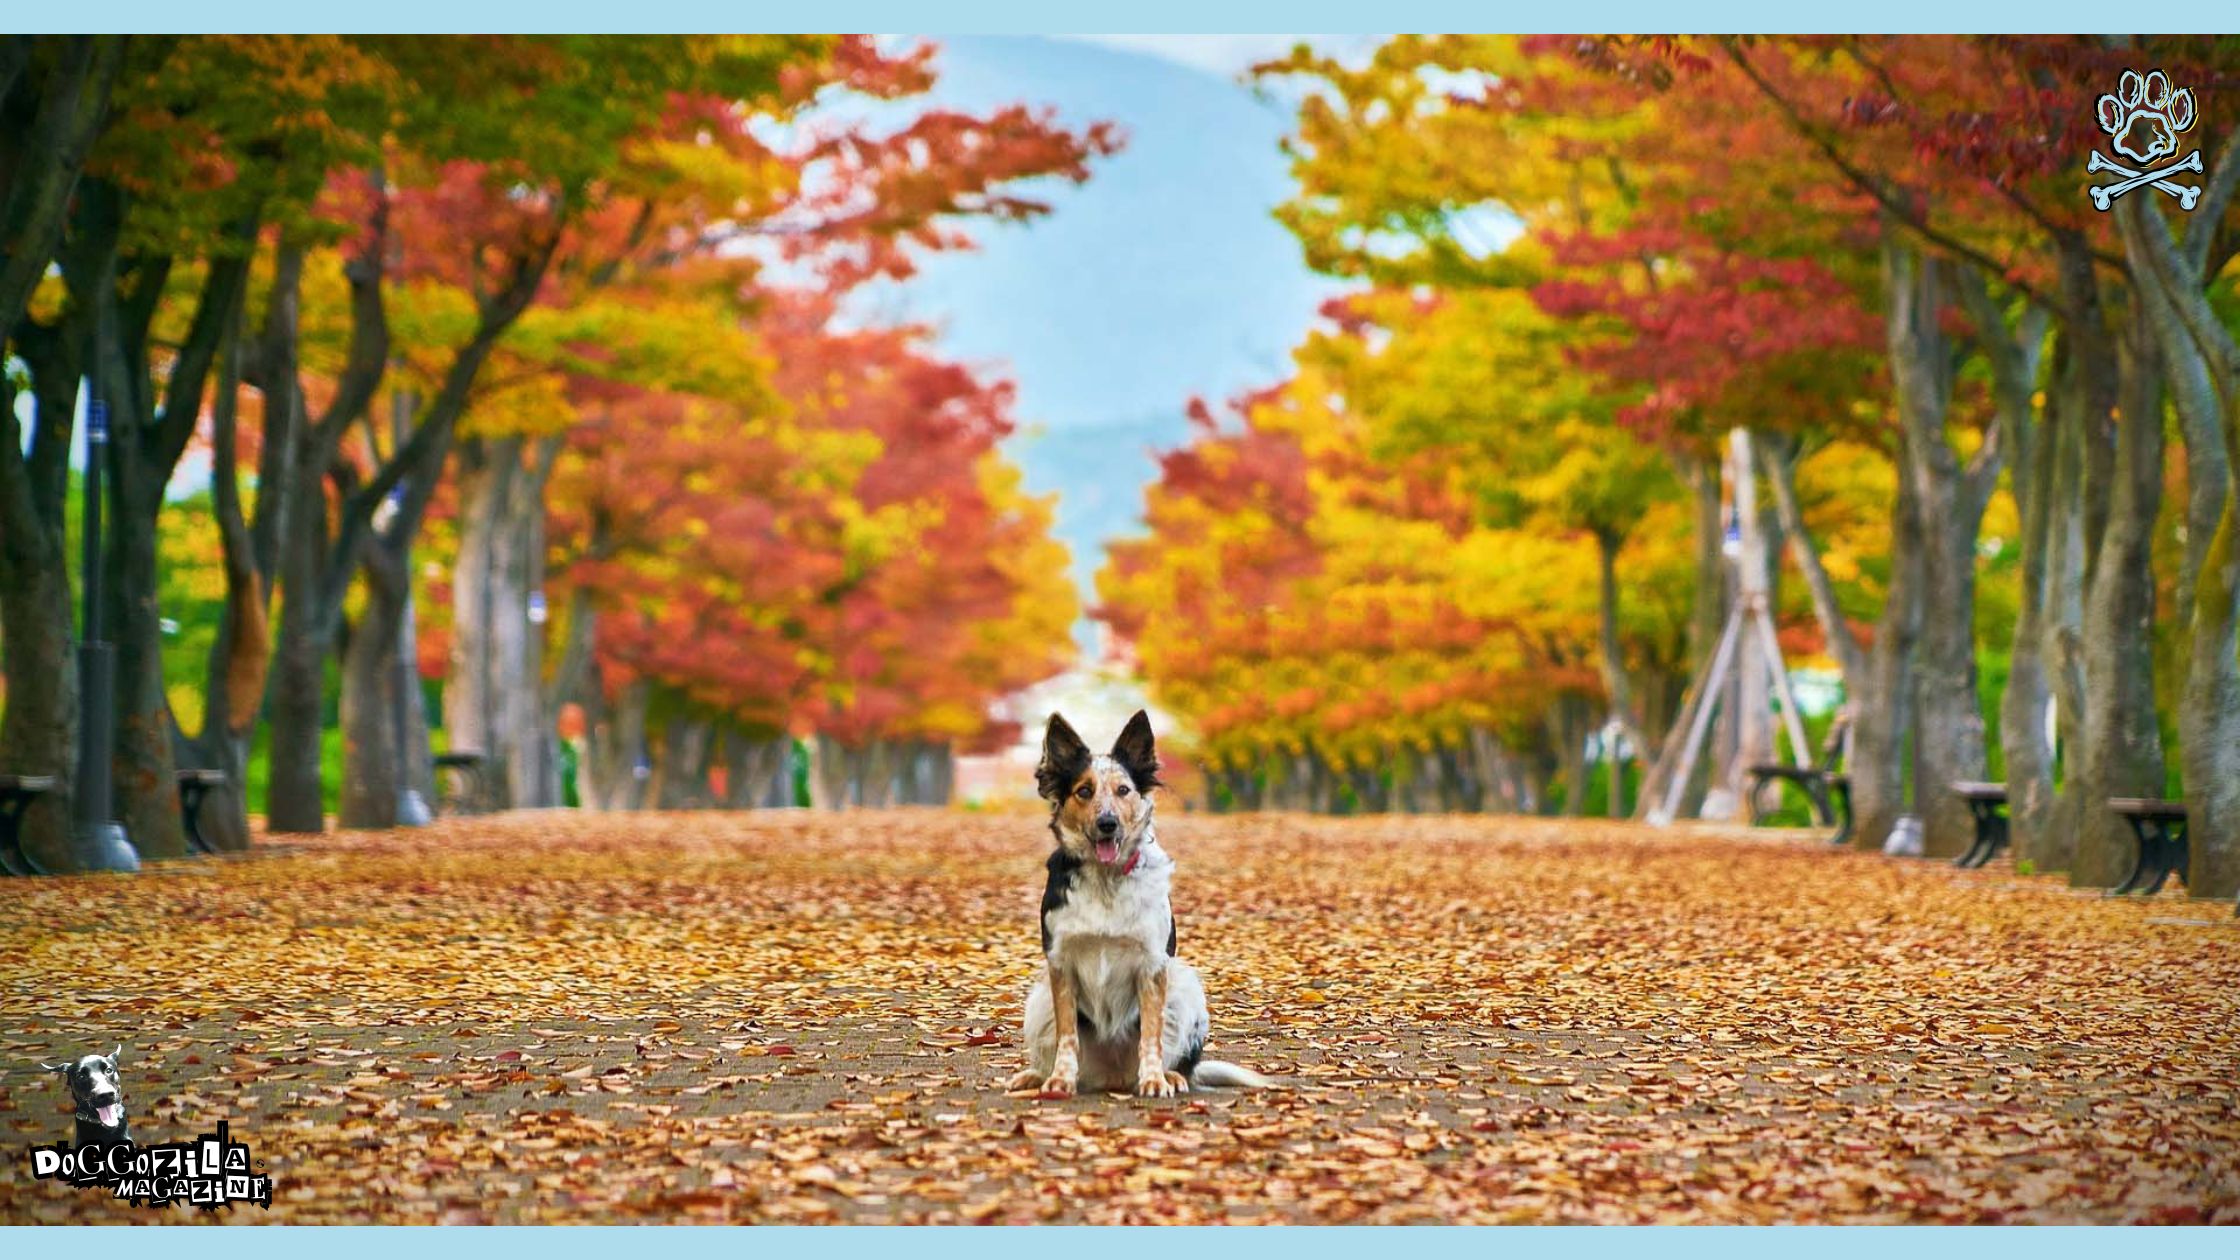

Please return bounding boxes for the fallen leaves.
[0,811,2234,1223]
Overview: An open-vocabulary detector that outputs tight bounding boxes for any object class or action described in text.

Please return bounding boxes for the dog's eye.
[1115,784,1131,797]
[1074,785,1092,800]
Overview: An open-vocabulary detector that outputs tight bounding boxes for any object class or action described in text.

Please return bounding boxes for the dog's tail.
[1190,1060,1276,1089]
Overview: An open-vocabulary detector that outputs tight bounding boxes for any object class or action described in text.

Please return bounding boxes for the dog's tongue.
[97,1103,121,1128]
[1094,838,1119,864]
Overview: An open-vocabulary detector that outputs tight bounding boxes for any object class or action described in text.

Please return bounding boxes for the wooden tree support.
[1643,428,1812,827]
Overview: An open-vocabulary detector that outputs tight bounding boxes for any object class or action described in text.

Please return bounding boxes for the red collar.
[1121,848,1141,876]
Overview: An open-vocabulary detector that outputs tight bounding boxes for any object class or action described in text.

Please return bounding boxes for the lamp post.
[75,390,138,871]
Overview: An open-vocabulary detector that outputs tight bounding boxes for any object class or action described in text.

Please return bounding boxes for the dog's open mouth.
[1093,838,1120,864]
[94,1103,122,1127]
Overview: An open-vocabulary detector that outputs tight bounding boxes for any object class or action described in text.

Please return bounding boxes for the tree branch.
[309,187,391,446]
[1757,433,1866,685]
[249,239,304,581]
[152,220,258,473]
[0,35,126,350]
[317,219,565,633]
[2182,119,2240,274]
[1718,38,2050,310]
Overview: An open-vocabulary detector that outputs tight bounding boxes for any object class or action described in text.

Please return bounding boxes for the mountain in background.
[861,35,1344,628]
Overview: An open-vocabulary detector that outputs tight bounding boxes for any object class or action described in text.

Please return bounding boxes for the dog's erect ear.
[1036,713,1092,801]
[39,1061,69,1073]
[1111,710,1161,791]
[108,1045,121,1067]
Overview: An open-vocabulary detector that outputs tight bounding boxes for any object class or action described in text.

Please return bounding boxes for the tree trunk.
[87,193,251,859]
[1885,232,1996,859]
[1908,507,1990,861]
[444,437,511,799]
[502,438,560,807]
[2179,507,2240,897]
[0,349,81,868]
[104,428,185,862]
[1553,696,1590,819]
[0,35,127,351]
[337,549,408,829]
[812,734,849,809]
[861,740,898,808]
[2069,318,2168,889]
[436,359,569,813]
[176,277,268,853]
[1848,436,1923,853]
[1759,435,1868,687]
[586,679,649,811]
[1994,325,2059,869]
[1724,431,1774,803]
[1999,540,2059,866]
[0,525,77,868]
[1473,732,1521,813]
[2113,173,2240,897]
[1592,526,1653,762]
[718,730,791,809]
[654,716,713,809]
[930,742,955,806]
[264,447,332,833]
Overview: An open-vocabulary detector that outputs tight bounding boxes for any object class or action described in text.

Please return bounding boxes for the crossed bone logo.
[2089,69,2203,211]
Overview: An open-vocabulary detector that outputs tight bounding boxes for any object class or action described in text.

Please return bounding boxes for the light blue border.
[9,12,2236,1250]
[11,8,2230,35]
[5,1223,2239,1244]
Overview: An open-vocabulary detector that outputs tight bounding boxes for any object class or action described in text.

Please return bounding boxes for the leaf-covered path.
[2,811,2235,1223]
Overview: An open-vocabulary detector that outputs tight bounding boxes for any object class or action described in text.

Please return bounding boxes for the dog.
[1006,710,1271,1098]
[41,1046,130,1145]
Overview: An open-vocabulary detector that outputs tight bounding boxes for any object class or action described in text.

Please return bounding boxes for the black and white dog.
[42,1046,130,1145]
[1007,711,1270,1098]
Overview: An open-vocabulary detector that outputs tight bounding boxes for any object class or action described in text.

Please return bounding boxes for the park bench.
[176,768,228,855]
[1746,715,1853,844]
[3,770,230,872]
[1951,781,2011,869]
[2107,798,2189,897]
[434,752,493,816]
[0,775,58,877]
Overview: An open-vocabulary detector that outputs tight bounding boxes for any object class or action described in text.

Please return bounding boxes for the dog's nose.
[1096,814,1120,836]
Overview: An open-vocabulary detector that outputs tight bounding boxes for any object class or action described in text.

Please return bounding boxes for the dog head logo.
[1037,711,1161,870]
[41,1046,128,1144]
[2089,69,2205,211]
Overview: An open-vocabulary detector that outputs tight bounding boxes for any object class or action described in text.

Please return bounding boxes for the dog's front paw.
[1038,1072,1077,1099]
[1005,1068,1042,1091]
[1136,1069,1178,1098]
[1164,1070,1191,1094]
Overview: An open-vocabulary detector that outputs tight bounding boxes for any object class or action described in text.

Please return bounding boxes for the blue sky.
[865,35,1375,608]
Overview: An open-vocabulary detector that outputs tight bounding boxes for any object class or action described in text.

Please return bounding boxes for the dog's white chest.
[1044,844,1173,1038]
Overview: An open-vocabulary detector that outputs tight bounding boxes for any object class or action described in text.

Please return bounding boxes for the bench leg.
[1959,813,2010,870]
[2121,823,2190,896]
[178,785,209,856]
[2110,821,2163,896]
[1955,805,1993,869]
[1805,780,1833,828]
[0,797,33,878]
[1829,781,1853,847]
[2135,844,2174,896]
[1746,776,1773,825]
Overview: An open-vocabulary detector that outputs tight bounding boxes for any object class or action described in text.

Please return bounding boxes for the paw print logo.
[2099,68,2194,162]
[2088,69,2204,211]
